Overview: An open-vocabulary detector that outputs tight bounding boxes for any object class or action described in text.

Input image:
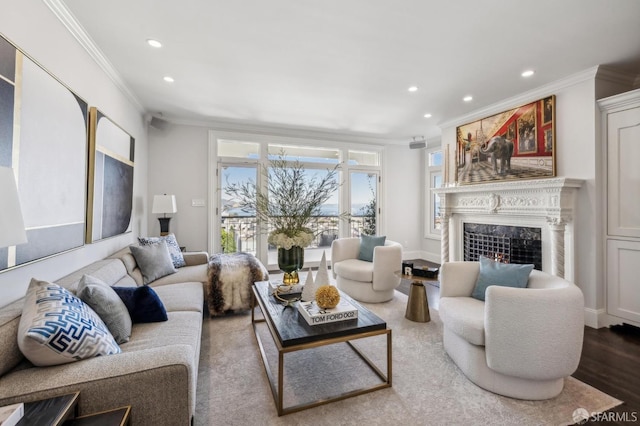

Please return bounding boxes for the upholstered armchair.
[330,237,402,303]
[438,261,585,400]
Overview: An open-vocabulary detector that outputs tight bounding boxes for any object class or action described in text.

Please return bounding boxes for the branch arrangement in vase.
[224,150,347,249]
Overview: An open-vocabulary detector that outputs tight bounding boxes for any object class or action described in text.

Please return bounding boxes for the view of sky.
[221,165,376,216]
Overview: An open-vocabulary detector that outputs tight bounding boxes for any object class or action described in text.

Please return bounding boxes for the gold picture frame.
[0,33,88,271]
[86,107,135,243]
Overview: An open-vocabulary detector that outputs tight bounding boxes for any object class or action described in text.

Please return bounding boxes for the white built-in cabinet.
[599,88,640,327]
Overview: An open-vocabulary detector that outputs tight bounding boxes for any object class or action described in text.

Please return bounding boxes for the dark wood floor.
[401,259,640,425]
[573,324,640,425]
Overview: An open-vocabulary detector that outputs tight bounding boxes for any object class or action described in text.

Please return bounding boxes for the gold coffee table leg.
[405,281,430,322]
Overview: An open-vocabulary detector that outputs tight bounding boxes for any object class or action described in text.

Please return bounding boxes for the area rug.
[195,290,621,425]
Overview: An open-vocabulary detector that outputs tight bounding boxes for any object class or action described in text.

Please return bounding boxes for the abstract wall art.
[0,33,88,272]
[86,107,135,243]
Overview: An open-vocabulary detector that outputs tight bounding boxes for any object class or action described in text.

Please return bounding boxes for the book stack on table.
[298,299,358,325]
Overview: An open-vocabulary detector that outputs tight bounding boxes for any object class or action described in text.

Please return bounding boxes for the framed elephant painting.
[455,95,556,185]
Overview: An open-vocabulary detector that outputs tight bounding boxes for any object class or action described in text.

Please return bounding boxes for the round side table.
[396,271,431,322]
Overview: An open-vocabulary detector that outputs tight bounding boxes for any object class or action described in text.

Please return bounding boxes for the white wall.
[0,1,147,305]
[383,145,423,258]
[147,124,210,251]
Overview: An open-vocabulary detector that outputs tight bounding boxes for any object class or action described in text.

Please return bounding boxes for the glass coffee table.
[251,281,392,416]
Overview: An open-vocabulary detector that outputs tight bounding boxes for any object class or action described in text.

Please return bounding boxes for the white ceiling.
[60,0,640,140]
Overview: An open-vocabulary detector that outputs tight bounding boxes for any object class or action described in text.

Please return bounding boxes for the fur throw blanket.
[207,252,268,316]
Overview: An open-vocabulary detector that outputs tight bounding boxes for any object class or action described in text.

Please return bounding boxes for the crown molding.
[44,0,145,113]
[598,86,640,111]
[439,66,600,130]
[596,65,638,87]
[156,114,411,146]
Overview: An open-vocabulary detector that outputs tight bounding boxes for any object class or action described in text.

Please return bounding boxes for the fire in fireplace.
[463,223,542,270]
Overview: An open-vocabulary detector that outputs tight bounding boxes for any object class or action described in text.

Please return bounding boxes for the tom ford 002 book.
[297,299,358,325]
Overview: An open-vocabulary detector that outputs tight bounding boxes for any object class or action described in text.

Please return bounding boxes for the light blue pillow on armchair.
[358,235,386,262]
[471,256,534,301]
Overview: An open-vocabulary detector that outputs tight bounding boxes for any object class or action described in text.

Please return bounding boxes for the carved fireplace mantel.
[432,177,584,279]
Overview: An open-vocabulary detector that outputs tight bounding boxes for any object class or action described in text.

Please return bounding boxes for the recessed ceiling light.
[423,113,432,118]
[521,70,535,77]
[163,76,174,83]
[408,86,418,92]
[463,95,473,102]
[146,39,162,48]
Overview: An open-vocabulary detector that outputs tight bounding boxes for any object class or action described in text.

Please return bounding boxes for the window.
[348,150,380,166]
[211,133,382,268]
[220,165,258,255]
[350,171,378,236]
[218,140,259,159]
[425,147,443,239]
[267,144,340,164]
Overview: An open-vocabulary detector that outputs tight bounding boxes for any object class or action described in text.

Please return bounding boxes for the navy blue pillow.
[113,286,168,323]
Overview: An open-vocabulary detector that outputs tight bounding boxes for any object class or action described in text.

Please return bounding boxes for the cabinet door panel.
[607,239,640,323]
[608,108,640,237]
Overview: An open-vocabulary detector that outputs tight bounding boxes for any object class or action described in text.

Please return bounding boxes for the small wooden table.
[63,406,131,426]
[18,392,79,426]
[16,392,130,426]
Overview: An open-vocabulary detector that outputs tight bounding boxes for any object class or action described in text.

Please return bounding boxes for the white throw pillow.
[18,279,121,367]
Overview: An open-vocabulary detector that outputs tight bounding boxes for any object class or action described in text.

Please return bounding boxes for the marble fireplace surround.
[433,178,584,281]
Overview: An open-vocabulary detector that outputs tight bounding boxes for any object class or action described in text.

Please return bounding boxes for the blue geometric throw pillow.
[17,279,121,367]
[113,286,168,323]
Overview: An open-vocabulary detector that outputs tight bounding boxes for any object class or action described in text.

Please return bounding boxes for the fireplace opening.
[463,223,542,270]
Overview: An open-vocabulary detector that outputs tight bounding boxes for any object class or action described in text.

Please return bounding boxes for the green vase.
[278,246,304,284]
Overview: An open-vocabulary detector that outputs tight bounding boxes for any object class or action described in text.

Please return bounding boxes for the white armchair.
[439,261,584,400]
[330,237,402,303]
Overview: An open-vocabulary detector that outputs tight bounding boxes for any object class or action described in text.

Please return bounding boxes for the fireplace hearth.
[463,223,542,270]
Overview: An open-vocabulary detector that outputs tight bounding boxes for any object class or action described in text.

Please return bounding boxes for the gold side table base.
[405,282,430,322]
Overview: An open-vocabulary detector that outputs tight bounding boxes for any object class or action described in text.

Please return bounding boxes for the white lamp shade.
[152,194,177,214]
[0,167,27,248]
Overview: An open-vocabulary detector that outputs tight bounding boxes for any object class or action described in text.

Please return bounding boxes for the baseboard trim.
[584,308,605,329]
[402,250,441,264]
[582,308,639,329]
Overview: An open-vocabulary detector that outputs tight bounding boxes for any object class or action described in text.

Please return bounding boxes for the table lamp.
[152,194,177,236]
[0,167,27,248]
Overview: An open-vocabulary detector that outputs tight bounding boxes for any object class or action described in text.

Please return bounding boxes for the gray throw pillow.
[138,234,186,268]
[77,274,132,344]
[130,241,176,284]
